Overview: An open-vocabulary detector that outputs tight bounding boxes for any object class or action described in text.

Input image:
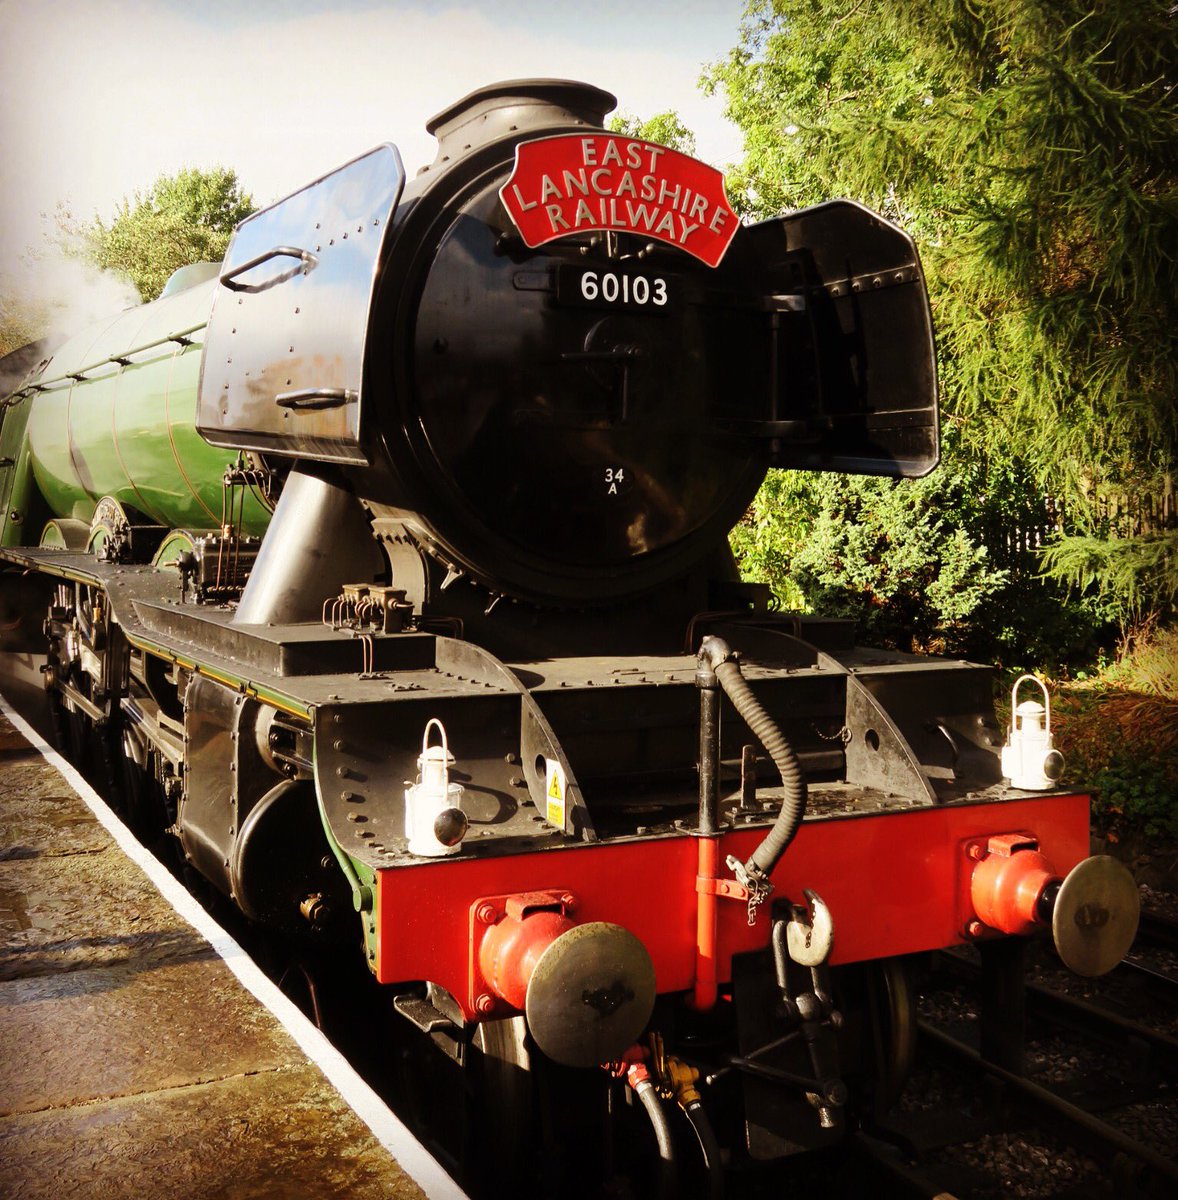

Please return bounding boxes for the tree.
[80,167,255,302]
[706,0,1178,640]
[607,110,697,155]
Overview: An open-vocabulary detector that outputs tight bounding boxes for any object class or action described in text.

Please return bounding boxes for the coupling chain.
[727,854,773,926]
[813,722,851,744]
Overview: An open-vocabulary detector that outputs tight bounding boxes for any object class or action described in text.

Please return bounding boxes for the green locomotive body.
[1,268,269,550]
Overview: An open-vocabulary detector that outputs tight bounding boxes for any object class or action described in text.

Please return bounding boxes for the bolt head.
[968,842,986,861]
[966,919,985,938]
[475,902,498,925]
[475,993,495,1015]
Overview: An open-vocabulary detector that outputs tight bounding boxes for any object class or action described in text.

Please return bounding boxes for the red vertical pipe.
[692,836,720,1010]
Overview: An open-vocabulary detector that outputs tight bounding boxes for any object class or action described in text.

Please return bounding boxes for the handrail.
[221,245,316,293]
[5,321,207,400]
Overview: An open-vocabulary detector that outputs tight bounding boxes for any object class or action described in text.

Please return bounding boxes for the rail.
[894,923,1178,1196]
[919,1021,1178,1191]
[932,948,1178,1073]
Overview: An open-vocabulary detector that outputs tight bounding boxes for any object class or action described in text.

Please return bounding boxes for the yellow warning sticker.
[545,758,566,829]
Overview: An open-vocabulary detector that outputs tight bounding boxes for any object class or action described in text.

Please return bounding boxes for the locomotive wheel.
[868,957,917,1111]
[44,676,76,761]
[117,725,171,845]
[45,663,95,775]
[43,586,111,789]
[835,957,917,1118]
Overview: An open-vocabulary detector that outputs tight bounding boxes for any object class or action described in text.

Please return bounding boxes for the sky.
[0,0,749,310]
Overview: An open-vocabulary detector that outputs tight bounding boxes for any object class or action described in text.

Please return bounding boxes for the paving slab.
[0,1066,423,1200]
[0,759,109,861]
[0,849,201,982]
[0,706,437,1200]
[0,956,295,1116]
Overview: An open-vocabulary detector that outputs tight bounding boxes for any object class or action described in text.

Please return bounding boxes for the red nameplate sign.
[499,134,738,268]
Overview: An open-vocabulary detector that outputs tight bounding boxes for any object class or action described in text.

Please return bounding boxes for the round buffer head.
[1052,855,1140,977]
[525,922,656,1069]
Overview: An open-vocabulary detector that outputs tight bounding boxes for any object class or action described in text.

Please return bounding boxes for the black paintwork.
[195,80,936,609]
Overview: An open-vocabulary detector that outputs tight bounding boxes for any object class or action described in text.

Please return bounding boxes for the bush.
[732,447,1113,669]
[1088,758,1178,842]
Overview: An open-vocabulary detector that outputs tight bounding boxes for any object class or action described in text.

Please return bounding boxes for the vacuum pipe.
[698,635,808,887]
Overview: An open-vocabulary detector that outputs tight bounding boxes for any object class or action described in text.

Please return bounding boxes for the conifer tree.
[707,0,1177,634]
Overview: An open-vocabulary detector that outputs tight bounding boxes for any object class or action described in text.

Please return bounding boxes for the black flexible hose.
[703,638,807,884]
[634,1079,676,1199]
[684,1099,724,1200]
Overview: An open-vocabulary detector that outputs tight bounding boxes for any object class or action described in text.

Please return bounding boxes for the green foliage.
[607,111,697,155]
[732,446,1108,666]
[79,167,255,302]
[707,0,1178,630]
[733,471,1002,640]
[782,474,1010,639]
[1090,757,1178,841]
[1041,530,1178,619]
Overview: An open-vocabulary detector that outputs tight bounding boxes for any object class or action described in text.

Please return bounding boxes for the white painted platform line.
[0,690,468,1200]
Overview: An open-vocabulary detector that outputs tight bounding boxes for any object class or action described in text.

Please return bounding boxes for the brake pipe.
[692,837,721,1010]
[608,1046,677,1199]
[700,635,807,889]
[665,1052,723,1200]
[692,636,808,1010]
[683,1100,723,1200]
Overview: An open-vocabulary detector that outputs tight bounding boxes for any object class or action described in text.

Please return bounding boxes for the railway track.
[918,1022,1177,1195]
[861,913,1178,1199]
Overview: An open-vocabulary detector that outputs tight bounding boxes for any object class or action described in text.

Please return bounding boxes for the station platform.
[0,698,462,1200]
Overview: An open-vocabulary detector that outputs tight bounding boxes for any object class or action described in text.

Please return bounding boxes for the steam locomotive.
[0,80,1139,1192]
